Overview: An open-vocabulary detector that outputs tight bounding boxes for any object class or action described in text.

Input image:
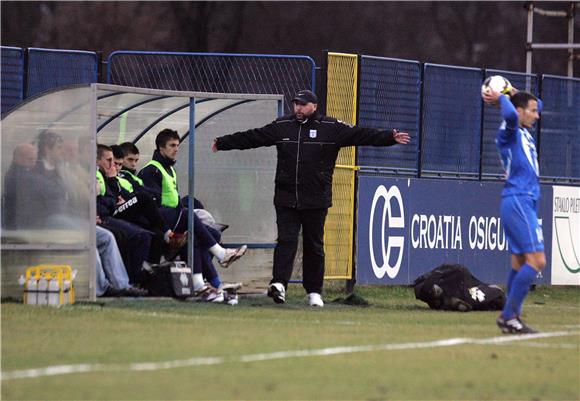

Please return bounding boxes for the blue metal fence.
[357,56,421,174]
[107,51,316,114]
[1,46,24,116]
[2,46,578,183]
[26,48,99,98]
[420,64,483,177]
[481,70,539,179]
[539,75,580,181]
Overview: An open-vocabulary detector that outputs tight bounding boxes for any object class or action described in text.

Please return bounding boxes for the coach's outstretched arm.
[211,123,278,153]
[334,121,410,147]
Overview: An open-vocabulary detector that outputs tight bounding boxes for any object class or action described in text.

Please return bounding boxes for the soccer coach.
[212,90,410,307]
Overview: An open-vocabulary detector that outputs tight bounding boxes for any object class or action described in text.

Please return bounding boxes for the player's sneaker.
[308,292,324,307]
[221,282,242,306]
[220,282,243,292]
[496,316,538,334]
[219,245,247,268]
[267,282,285,304]
[223,291,239,305]
[195,285,224,303]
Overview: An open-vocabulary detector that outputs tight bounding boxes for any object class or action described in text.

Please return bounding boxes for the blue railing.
[26,48,99,98]
[1,46,578,183]
[1,46,24,116]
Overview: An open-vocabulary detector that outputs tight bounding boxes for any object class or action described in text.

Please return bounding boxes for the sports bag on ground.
[144,261,194,299]
[413,263,505,311]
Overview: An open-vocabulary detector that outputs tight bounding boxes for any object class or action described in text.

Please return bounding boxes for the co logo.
[369,185,405,279]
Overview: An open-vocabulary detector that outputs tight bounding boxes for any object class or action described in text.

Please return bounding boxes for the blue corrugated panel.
[27,48,98,97]
[107,51,316,115]
[1,46,24,115]
[357,56,421,173]
[539,75,580,182]
[421,64,483,177]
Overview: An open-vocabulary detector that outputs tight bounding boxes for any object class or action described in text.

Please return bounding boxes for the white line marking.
[110,309,365,327]
[2,330,578,381]
[495,341,578,349]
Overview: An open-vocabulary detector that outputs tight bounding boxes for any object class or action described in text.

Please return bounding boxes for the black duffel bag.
[144,261,194,299]
[413,263,505,312]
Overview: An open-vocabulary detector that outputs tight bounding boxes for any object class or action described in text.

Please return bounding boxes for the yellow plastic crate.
[23,265,75,306]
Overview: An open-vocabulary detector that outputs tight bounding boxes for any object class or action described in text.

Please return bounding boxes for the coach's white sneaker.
[308,292,324,307]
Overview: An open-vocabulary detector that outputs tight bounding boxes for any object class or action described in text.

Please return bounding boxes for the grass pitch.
[2,285,579,401]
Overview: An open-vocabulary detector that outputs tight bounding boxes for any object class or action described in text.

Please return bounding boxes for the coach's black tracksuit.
[216,112,399,294]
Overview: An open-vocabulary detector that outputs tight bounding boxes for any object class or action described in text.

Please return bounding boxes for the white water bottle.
[63,280,71,304]
[48,278,60,306]
[26,277,38,305]
[37,277,48,305]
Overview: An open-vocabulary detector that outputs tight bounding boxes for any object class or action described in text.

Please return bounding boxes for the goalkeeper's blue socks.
[502,264,537,319]
[506,268,518,294]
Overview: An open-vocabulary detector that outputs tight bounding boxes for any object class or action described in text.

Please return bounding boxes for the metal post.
[187,98,195,267]
[526,2,578,77]
[526,2,534,75]
[89,84,98,301]
[568,3,575,77]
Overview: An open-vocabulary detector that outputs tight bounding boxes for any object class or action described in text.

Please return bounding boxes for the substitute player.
[483,87,545,334]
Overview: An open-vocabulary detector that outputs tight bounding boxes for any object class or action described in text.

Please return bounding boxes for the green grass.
[2,285,579,401]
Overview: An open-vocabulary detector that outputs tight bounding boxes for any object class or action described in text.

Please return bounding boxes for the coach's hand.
[211,139,218,153]
[393,130,410,145]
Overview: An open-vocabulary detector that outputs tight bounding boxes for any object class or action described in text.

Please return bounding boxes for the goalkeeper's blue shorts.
[501,195,544,255]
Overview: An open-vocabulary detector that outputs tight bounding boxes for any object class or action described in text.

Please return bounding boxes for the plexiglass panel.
[1,86,93,242]
[1,85,94,299]
[2,86,281,300]
[96,89,281,245]
[182,99,279,244]
[97,92,191,145]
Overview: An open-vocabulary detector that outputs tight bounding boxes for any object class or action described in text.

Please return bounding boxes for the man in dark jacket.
[212,89,410,306]
[3,143,43,229]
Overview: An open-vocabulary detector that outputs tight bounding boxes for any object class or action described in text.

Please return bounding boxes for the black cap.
[292,90,318,104]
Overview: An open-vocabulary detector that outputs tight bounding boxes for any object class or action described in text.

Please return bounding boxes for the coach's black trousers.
[272,206,328,294]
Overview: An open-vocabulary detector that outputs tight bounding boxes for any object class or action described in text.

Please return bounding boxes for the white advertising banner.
[551,185,580,285]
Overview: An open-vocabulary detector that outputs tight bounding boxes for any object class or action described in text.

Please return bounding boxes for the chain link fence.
[26,48,99,98]
[107,51,316,115]
[1,46,24,116]
[421,64,483,178]
[539,75,580,182]
[357,55,421,174]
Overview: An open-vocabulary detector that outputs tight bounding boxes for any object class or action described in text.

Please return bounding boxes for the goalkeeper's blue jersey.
[495,95,541,200]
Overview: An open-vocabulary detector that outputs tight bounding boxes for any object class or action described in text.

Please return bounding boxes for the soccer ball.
[481,75,512,97]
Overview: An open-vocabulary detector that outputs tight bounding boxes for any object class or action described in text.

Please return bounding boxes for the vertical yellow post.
[324,53,358,279]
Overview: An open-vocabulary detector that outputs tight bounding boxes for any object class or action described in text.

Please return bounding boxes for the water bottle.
[63,280,71,304]
[26,277,38,305]
[37,276,48,305]
[48,278,60,306]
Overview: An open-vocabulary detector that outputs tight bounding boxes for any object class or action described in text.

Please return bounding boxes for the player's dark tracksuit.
[215,112,400,294]
[138,151,222,283]
[119,167,159,200]
[97,169,169,283]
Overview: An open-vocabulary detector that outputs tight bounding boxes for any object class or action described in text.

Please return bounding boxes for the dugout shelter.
[0,84,284,300]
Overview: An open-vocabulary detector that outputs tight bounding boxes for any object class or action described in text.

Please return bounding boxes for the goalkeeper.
[483,87,545,334]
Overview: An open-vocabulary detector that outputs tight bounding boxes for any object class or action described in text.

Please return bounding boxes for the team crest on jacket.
[309,129,317,138]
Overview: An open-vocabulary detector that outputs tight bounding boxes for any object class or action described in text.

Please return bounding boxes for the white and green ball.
[481,75,512,97]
